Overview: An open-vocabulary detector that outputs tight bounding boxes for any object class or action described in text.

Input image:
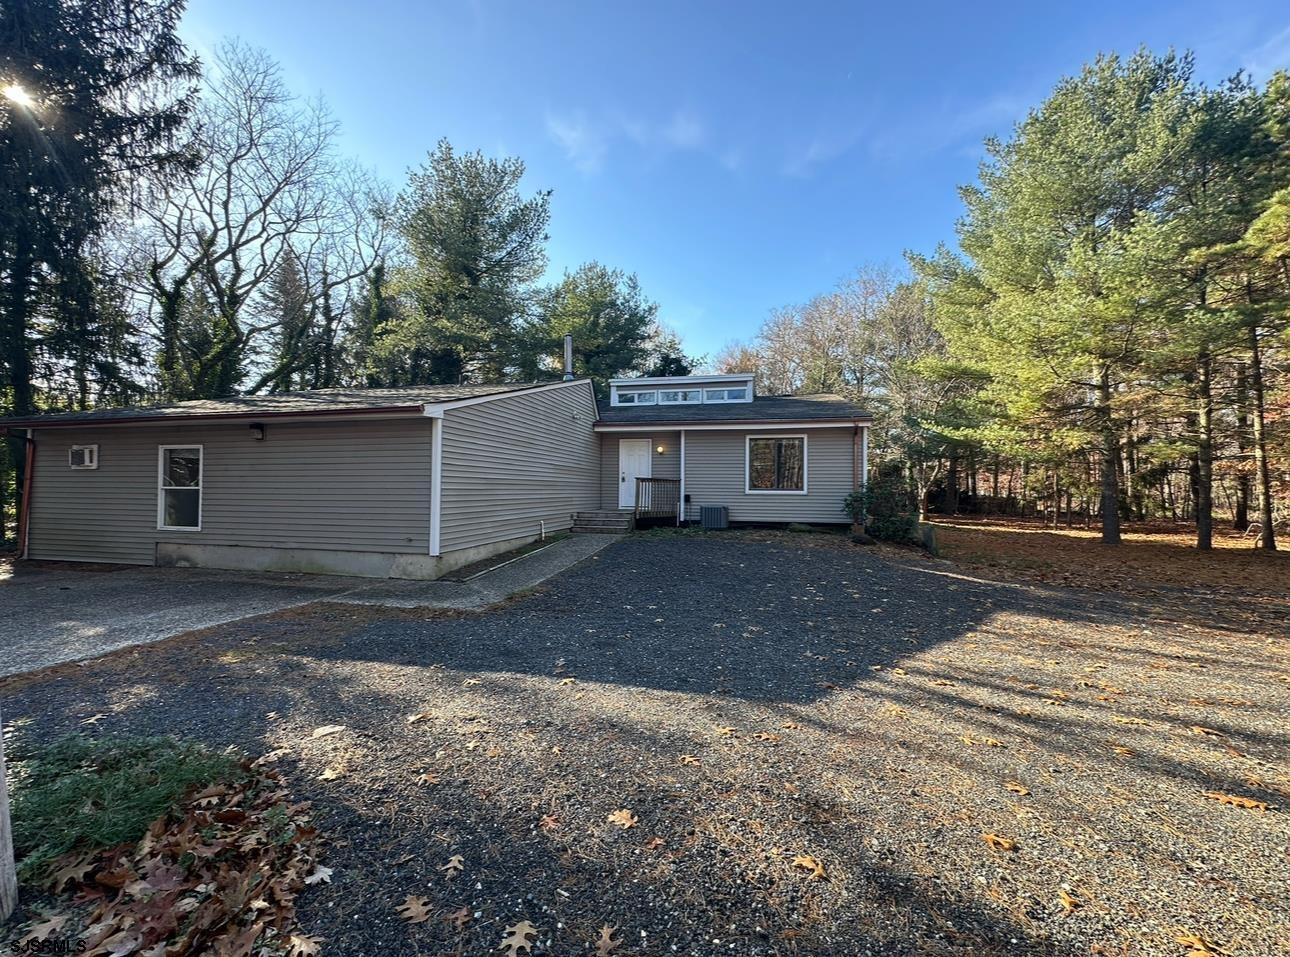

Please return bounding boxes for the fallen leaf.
[499,920,538,956]
[397,895,433,924]
[539,813,560,830]
[285,934,323,956]
[1189,725,1223,737]
[753,732,781,742]
[559,677,577,685]
[440,854,465,878]
[1057,889,1080,914]
[607,809,638,829]
[318,767,343,781]
[1204,792,1269,812]
[791,854,826,880]
[643,836,665,851]
[444,906,471,931]
[406,713,431,724]
[310,725,346,739]
[679,754,701,766]
[1174,932,1235,956]
[1005,782,1030,796]
[416,772,439,786]
[595,924,622,956]
[982,833,1017,852]
[716,726,737,737]
[19,915,70,946]
[304,865,333,885]
[781,721,803,730]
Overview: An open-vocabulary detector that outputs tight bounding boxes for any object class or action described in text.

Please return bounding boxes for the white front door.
[618,438,652,508]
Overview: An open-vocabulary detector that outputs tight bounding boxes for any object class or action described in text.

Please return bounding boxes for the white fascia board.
[594,420,868,432]
[608,374,752,386]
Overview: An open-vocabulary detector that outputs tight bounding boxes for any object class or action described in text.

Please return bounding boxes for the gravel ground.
[2,532,1286,956]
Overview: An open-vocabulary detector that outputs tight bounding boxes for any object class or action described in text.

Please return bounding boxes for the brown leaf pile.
[42,760,322,957]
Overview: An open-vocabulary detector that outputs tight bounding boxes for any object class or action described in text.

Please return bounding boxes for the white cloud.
[545,106,719,174]
[1243,23,1290,80]
[545,111,609,173]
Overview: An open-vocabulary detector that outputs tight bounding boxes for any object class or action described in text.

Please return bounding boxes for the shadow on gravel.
[2,535,1285,955]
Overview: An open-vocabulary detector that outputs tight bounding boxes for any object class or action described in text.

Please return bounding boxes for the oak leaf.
[304,865,333,885]
[781,721,803,730]
[680,754,701,766]
[539,813,560,830]
[595,924,622,956]
[1057,889,1080,914]
[643,836,665,851]
[286,934,323,956]
[607,809,638,829]
[397,895,434,924]
[1005,782,1030,796]
[417,772,440,786]
[1204,791,1269,812]
[1174,932,1234,956]
[444,906,471,930]
[753,732,781,742]
[982,833,1017,852]
[716,726,737,737]
[791,854,826,880]
[499,920,538,955]
[18,916,70,946]
[441,854,465,878]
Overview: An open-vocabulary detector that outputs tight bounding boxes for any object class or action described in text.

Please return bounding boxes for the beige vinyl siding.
[599,431,680,509]
[28,419,431,564]
[682,427,856,523]
[439,383,600,552]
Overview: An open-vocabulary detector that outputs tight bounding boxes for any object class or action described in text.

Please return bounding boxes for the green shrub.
[9,734,244,878]
[843,464,918,543]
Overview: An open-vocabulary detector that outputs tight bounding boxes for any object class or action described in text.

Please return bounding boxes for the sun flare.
[2,82,36,109]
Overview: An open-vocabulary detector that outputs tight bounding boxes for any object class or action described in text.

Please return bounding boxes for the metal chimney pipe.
[562,334,574,380]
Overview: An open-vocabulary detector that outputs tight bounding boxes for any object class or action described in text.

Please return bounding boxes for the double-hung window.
[746,435,806,493]
[158,445,203,530]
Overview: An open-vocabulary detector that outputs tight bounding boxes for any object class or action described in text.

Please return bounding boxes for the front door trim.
[618,437,652,508]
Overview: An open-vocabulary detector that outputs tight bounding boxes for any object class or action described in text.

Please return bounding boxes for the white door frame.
[618,437,652,508]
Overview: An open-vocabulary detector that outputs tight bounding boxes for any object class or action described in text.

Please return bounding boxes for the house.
[1,372,870,580]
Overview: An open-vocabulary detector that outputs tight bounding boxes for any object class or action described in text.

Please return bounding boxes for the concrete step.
[571,525,629,535]
[574,510,633,519]
[573,515,633,525]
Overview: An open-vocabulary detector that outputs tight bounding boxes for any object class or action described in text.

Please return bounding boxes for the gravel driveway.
[2,532,1285,956]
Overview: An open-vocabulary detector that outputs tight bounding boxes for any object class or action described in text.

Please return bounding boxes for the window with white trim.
[616,390,658,405]
[158,445,203,530]
[747,436,806,493]
[659,389,702,404]
[69,445,99,470]
[705,387,749,402]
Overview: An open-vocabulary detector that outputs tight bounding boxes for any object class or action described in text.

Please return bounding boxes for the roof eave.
[593,416,871,430]
[0,404,430,431]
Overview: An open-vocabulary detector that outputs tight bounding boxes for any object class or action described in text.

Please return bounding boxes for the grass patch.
[9,734,244,879]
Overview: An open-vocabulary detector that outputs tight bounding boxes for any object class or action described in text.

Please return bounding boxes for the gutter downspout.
[18,430,34,559]
[425,409,444,557]
[678,430,686,526]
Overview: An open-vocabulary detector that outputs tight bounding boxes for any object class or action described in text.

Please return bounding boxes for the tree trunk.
[1097,368,1122,544]
[1247,324,1277,551]
[1233,362,1250,530]
[944,453,960,515]
[1195,353,1213,550]
[1,703,17,922]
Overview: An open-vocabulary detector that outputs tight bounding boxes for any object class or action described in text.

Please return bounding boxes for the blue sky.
[179,1,1290,360]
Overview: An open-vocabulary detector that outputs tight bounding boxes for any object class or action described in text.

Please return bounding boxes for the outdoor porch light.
[250,423,266,441]
[656,444,665,454]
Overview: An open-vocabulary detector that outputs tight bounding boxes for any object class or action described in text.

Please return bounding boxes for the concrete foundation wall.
[156,531,543,581]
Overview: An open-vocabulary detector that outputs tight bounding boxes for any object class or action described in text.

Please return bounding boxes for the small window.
[158,445,202,530]
[747,436,806,493]
[659,389,701,403]
[617,390,657,405]
[69,445,99,470]
[705,387,749,402]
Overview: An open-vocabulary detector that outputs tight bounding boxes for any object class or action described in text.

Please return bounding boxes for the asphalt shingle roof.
[0,382,565,428]
[595,393,870,425]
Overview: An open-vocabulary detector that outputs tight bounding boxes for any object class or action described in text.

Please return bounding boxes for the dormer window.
[659,389,702,404]
[704,387,748,402]
[617,390,657,405]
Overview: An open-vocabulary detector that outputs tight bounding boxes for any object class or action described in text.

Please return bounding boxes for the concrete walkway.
[0,534,620,677]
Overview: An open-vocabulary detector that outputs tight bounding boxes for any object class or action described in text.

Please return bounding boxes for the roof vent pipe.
[562,334,574,381]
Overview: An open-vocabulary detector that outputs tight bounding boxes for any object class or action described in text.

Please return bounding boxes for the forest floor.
[1,531,1286,957]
